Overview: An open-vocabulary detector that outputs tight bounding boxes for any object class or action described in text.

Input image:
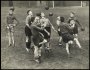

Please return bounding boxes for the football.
[81,27,85,31]
[45,6,49,10]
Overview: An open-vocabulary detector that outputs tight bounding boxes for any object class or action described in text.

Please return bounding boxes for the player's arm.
[56,20,61,31]
[65,23,71,30]
[75,19,82,27]
[76,19,84,31]
[32,25,44,31]
[48,19,57,32]
[44,29,50,36]
[14,16,20,26]
[42,23,50,35]
[26,16,31,29]
[14,16,19,26]
[6,16,10,29]
[67,17,71,23]
[56,20,60,26]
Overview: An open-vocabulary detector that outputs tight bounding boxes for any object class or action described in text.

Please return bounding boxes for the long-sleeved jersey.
[67,17,81,27]
[6,14,19,24]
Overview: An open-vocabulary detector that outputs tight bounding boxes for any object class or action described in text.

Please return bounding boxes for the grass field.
[1,6,89,69]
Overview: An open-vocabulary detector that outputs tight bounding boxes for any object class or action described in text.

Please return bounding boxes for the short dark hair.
[27,10,31,15]
[60,17,65,22]
[10,7,15,11]
[36,12,41,17]
[71,12,75,15]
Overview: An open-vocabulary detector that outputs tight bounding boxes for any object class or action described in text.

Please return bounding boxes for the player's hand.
[81,27,85,31]
[47,32,50,36]
[6,26,9,29]
[58,28,60,31]
[13,24,16,27]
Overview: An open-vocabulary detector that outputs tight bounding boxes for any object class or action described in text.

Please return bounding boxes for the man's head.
[60,17,65,22]
[41,12,45,17]
[70,12,75,17]
[70,19,75,25]
[34,16,40,23]
[27,10,33,16]
[69,19,75,28]
[9,7,15,15]
[10,7,15,11]
[57,16,61,21]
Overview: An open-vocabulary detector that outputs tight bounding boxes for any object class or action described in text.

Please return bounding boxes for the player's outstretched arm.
[6,16,10,29]
[76,19,82,27]
[44,29,50,36]
[25,16,31,29]
[75,19,85,31]
[49,20,57,32]
[32,25,44,31]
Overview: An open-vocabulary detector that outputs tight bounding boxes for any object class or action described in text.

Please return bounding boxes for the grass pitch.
[1,6,89,69]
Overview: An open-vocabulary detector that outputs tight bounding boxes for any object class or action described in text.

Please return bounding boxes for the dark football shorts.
[8,26,14,33]
[25,26,32,36]
[40,27,51,40]
[62,33,74,43]
[73,24,78,34]
[7,24,15,33]
[58,30,61,36]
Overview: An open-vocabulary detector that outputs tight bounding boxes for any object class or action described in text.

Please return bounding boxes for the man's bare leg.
[59,36,62,45]
[38,47,42,63]
[8,31,12,46]
[25,36,30,52]
[34,45,40,63]
[74,38,82,49]
[66,42,70,55]
[11,32,15,46]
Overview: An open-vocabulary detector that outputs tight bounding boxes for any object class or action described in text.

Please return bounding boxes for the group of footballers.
[6,7,84,63]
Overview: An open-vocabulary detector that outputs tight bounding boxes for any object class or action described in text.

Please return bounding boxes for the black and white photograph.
[1,0,89,69]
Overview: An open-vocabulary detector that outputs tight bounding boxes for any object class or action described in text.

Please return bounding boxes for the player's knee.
[26,37,29,42]
[74,38,77,41]
[68,40,73,44]
[44,39,47,43]
[74,34,78,38]
[75,34,78,36]
[34,46,39,58]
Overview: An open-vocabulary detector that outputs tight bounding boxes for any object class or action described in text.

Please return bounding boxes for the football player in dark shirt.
[67,12,83,37]
[6,7,19,47]
[30,15,48,63]
[40,12,57,52]
[59,17,82,55]
[25,10,34,52]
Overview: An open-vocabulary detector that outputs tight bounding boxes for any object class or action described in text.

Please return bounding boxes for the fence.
[1,1,89,7]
